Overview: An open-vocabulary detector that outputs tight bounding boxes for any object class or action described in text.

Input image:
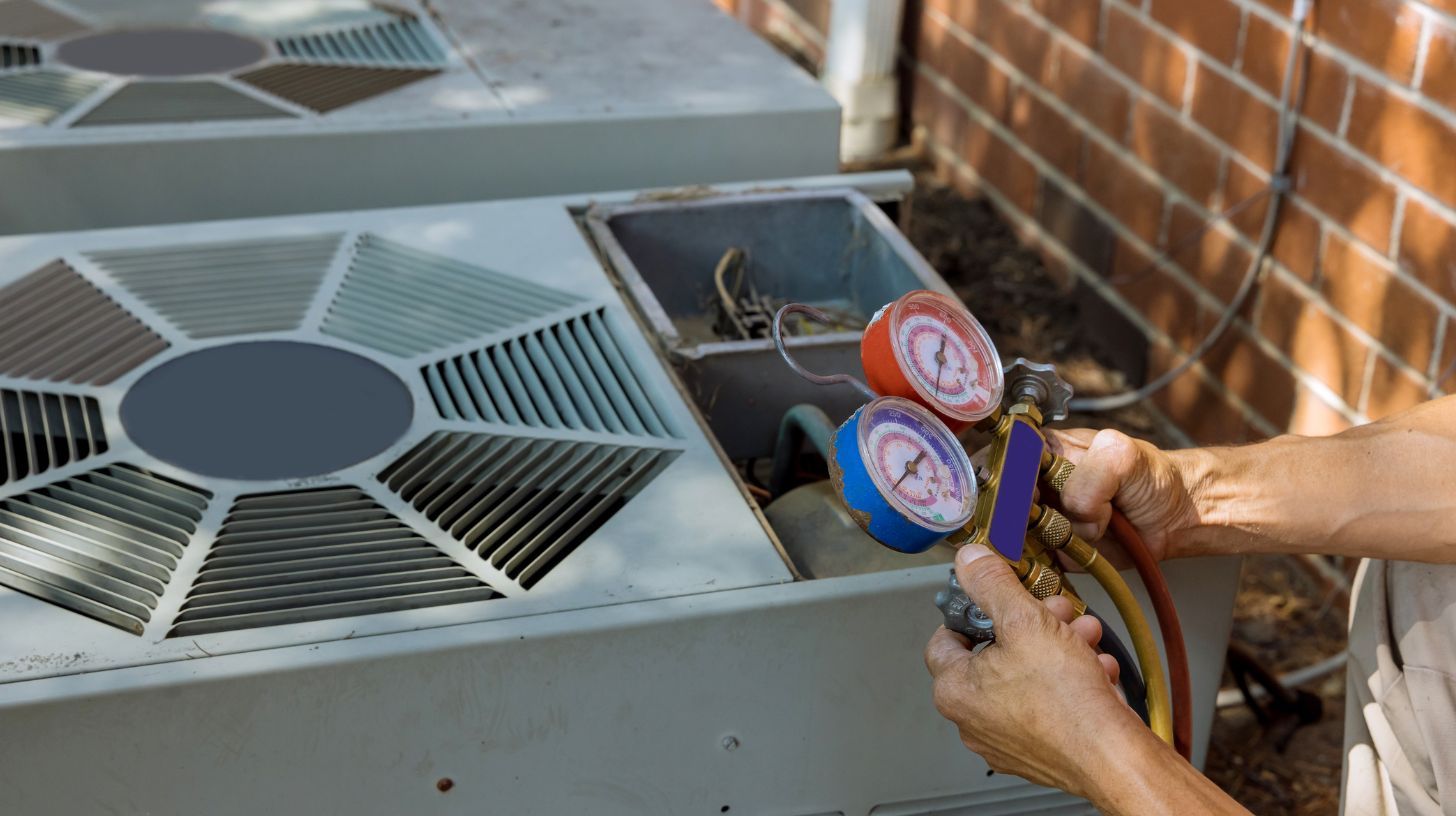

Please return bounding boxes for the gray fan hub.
[119,341,412,480]
[55,27,267,77]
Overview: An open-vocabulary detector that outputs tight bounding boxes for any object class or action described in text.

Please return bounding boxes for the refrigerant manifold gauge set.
[773,289,1194,759]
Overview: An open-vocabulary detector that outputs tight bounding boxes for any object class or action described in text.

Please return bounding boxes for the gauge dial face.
[857,398,976,532]
[890,291,1004,422]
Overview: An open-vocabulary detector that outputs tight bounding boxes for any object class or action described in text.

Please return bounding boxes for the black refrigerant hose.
[1092,608,1150,726]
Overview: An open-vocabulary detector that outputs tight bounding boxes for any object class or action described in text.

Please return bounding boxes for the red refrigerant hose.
[1108,509,1193,761]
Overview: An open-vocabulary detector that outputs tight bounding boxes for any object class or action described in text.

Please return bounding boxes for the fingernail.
[956,544,992,566]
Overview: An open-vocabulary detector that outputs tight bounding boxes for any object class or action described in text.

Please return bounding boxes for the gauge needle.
[893,450,927,490]
[933,334,948,397]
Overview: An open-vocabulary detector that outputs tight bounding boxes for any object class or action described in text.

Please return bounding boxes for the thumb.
[953,544,1043,627]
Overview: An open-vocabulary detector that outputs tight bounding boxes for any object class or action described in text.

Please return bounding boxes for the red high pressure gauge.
[861,290,1004,430]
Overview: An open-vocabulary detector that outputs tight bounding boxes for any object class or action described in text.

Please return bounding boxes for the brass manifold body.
[941,394,1087,612]
[933,388,1176,747]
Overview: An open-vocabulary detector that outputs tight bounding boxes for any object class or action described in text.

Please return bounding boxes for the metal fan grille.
[75,80,292,126]
[237,64,437,113]
[274,15,444,68]
[0,224,690,642]
[423,309,674,438]
[323,234,583,356]
[381,432,676,588]
[87,234,340,337]
[0,2,451,124]
[1,387,107,485]
[0,260,169,384]
[170,487,496,637]
[0,0,88,39]
[0,464,209,634]
[0,70,103,123]
[0,42,39,68]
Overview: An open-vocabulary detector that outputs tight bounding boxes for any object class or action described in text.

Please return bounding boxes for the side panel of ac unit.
[0,107,840,234]
[0,558,1239,816]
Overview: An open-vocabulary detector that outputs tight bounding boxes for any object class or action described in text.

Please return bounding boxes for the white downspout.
[821,0,907,162]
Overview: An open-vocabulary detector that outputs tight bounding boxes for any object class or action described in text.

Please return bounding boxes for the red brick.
[1239,18,1347,131]
[1191,64,1280,170]
[1149,345,1266,444]
[1289,128,1399,253]
[1398,197,1456,305]
[1149,0,1243,66]
[1240,12,1291,96]
[915,12,1013,121]
[1009,88,1080,176]
[743,0,827,65]
[1165,204,1255,304]
[1312,0,1423,84]
[975,0,1055,83]
[1432,319,1456,393]
[1439,318,1456,393]
[1102,5,1190,108]
[959,123,1039,214]
[1223,160,1322,283]
[1045,42,1132,139]
[1288,384,1355,436]
[1422,21,1456,114]
[922,0,987,37]
[1366,355,1430,419]
[1082,140,1166,242]
[1030,0,1100,46]
[1108,238,1215,352]
[1127,99,1223,206]
[1321,231,1440,371]
[909,72,971,151]
[1202,326,1300,425]
[1256,273,1370,404]
[1346,80,1456,209]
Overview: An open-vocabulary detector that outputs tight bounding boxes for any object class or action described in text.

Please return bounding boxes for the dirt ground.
[905,181,1349,814]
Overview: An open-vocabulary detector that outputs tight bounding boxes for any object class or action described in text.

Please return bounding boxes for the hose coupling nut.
[1043,455,1075,495]
[1032,507,1074,551]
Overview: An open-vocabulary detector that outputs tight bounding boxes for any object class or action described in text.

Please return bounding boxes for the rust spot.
[436,778,454,793]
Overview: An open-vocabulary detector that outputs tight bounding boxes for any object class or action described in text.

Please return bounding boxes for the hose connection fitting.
[1031,505,1100,573]
[1042,454,1075,495]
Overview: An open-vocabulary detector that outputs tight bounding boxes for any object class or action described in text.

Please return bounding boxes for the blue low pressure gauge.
[829,396,977,553]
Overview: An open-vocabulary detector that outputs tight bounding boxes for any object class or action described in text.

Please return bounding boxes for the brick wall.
[720,0,1456,445]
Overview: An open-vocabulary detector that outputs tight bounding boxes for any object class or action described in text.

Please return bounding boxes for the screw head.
[722,735,740,752]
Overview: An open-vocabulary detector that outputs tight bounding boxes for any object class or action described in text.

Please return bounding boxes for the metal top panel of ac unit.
[0,0,840,233]
[0,189,793,685]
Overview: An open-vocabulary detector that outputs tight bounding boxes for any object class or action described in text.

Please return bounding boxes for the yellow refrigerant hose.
[1063,535,1175,747]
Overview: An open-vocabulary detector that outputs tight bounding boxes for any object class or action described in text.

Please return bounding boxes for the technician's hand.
[925,545,1144,799]
[1046,428,1198,562]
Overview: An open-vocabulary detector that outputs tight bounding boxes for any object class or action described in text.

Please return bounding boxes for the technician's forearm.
[1082,724,1250,815]
[1167,396,1456,562]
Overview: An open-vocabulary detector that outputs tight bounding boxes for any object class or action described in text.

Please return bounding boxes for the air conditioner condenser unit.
[0,178,1240,816]
[0,0,840,234]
